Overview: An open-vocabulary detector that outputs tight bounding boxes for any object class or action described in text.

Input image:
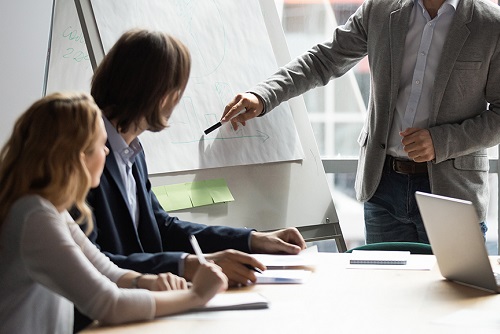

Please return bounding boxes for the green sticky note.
[152,186,172,210]
[188,181,214,207]
[205,178,234,203]
[152,179,233,210]
[162,183,193,211]
[153,185,167,196]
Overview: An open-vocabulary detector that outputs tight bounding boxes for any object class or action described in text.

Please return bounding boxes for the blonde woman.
[0,93,227,334]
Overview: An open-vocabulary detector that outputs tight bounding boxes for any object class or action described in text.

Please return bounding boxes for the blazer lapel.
[104,143,147,251]
[429,0,473,125]
[132,159,163,253]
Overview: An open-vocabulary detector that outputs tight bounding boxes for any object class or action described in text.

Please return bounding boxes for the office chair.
[345,241,433,255]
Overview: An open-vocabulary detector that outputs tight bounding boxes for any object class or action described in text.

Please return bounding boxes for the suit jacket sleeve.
[251,1,368,113]
[81,149,253,276]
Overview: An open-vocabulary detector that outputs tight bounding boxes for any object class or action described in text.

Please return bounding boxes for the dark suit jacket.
[84,143,252,275]
[73,144,251,332]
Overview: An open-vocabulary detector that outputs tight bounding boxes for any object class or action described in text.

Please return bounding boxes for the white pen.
[189,235,208,264]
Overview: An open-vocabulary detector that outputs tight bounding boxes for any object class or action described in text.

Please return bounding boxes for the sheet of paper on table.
[251,245,318,270]
[190,292,268,312]
[255,269,312,284]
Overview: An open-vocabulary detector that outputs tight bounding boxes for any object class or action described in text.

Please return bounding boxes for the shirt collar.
[416,0,460,15]
[446,0,460,11]
[103,116,142,165]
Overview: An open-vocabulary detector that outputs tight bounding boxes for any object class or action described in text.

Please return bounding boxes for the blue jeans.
[364,162,431,244]
[364,159,488,244]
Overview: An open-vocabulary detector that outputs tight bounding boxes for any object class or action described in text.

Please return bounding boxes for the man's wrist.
[248,92,267,117]
[183,255,199,281]
[178,253,189,276]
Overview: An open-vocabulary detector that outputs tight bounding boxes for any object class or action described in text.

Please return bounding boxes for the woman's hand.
[190,262,228,304]
[139,273,188,291]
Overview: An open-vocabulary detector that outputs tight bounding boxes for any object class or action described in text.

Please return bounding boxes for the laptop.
[415,191,500,293]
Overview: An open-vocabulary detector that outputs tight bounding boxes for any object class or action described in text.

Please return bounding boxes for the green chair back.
[345,241,433,255]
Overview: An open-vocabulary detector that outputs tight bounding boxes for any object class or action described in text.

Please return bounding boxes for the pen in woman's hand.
[189,235,207,264]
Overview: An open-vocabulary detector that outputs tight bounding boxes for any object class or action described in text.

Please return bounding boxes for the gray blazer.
[252,0,500,221]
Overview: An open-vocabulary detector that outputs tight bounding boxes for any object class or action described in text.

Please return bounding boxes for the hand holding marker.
[203,109,247,135]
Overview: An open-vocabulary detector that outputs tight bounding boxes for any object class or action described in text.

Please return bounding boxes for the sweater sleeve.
[65,212,129,283]
[21,208,155,325]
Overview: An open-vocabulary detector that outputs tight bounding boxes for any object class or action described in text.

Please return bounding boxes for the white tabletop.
[82,253,500,334]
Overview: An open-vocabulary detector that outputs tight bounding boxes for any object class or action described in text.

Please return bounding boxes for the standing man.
[223,0,500,243]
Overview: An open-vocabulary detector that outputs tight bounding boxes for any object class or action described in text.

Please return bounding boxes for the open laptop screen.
[415,191,499,293]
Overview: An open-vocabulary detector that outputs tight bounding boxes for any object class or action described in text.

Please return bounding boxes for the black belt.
[386,155,428,175]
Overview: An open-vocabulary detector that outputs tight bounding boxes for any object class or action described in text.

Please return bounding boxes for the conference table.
[82,253,500,334]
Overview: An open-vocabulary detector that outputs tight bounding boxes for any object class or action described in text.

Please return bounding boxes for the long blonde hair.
[0,92,102,235]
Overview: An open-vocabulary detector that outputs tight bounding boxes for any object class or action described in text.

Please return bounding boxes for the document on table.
[347,251,436,270]
[190,292,269,312]
[251,245,318,270]
[350,250,410,265]
[255,269,312,284]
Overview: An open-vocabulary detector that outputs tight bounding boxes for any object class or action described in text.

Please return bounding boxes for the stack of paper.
[347,250,436,270]
[349,250,410,265]
[251,246,318,270]
[250,246,316,284]
[255,269,312,284]
[191,292,268,312]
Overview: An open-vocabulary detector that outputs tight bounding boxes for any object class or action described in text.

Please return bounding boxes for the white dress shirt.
[103,116,141,228]
[387,0,460,158]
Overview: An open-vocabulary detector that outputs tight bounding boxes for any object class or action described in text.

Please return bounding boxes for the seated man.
[74,28,306,333]
[81,30,306,285]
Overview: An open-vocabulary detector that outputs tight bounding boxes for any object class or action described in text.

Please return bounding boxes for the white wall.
[0,0,53,146]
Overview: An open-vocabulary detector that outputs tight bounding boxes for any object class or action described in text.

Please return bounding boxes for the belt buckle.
[392,158,409,174]
[391,157,401,174]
